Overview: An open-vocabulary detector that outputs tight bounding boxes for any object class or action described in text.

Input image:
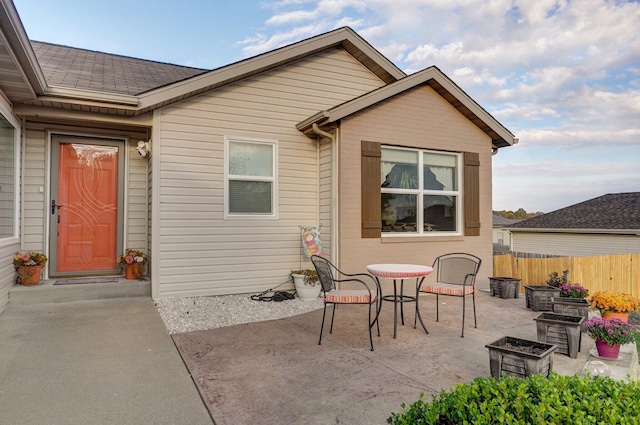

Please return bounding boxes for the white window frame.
[381,146,462,237]
[224,136,278,220]
[0,100,20,246]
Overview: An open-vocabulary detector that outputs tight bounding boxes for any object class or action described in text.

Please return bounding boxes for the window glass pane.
[0,114,15,238]
[382,193,417,233]
[381,148,418,189]
[229,180,272,214]
[229,142,273,177]
[424,195,457,232]
[424,152,457,191]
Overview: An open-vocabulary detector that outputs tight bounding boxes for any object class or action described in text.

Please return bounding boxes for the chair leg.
[319,303,328,345]
[435,294,440,322]
[414,292,429,334]
[329,304,337,334]
[461,295,466,338]
[368,303,374,351]
[472,292,477,328]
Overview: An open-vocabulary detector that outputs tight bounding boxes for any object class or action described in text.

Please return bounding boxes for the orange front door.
[54,141,120,273]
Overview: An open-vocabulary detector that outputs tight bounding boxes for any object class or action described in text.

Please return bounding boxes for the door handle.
[51,199,64,214]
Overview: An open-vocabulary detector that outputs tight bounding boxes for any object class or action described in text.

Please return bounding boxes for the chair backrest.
[311,255,337,293]
[434,253,482,286]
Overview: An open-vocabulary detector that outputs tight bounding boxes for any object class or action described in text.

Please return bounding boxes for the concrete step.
[9,277,150,305]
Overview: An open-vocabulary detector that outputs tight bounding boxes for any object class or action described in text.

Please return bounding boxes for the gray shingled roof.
[492,214,523,226]
[508,192,640,230]
[31,41,208,96]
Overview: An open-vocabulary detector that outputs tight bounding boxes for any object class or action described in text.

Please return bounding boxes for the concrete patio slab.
[172,291,601,425]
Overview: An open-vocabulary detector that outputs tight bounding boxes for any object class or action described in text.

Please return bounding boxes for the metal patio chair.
[311,255,382,351]
[415,253,482,337]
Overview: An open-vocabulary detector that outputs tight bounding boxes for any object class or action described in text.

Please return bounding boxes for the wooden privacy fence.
[493,253,640,298]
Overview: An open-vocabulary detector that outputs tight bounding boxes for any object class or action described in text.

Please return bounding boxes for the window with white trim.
[380,147,461,234]
[225,137,278,218]
[0,112,18,240]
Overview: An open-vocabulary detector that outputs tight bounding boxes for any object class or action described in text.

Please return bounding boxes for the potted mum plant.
[589,291,640,323]
[117,248,147,280]
[290,269,320,300]
[583,317,636,360]
[13,250,48,286]
[552,283,590,322]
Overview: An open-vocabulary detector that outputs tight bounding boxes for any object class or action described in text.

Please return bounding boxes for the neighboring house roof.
[296,66,517,148]
[508,192,640,233]
[492,214,523,227]
[31,41,208,96]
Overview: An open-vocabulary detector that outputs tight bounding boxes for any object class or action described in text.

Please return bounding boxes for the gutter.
[310,123,338,262]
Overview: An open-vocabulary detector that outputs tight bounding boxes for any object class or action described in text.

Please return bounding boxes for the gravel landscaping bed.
[155,293,323,334]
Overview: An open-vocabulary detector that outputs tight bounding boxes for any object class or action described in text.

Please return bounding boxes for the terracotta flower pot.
[601,311,629,323]
[595,340,620,359]
[17,265,44,286]
[125,263,142,280]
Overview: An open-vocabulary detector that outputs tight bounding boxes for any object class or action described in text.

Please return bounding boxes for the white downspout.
[311,123,337,262]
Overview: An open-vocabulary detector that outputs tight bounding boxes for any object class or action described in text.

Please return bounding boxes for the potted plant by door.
[589,291,640,323]
[290,269,320,300]
[583,317,636,360]
[117,249,147,280]
[13,250,48,286]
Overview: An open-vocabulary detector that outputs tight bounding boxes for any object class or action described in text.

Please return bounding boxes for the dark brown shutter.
[361,141,381,238]
[463,151,480,236]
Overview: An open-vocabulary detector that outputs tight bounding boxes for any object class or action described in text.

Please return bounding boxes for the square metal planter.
[524,285,561,311]
[485,336,557,380]
[489,277,521,299]
[534,312,584,358]
[551,297,590,322]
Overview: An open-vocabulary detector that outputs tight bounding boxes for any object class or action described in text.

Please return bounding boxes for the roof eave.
[296,66,517,147]
[43,86,139,106]
[0,0,47,96]
[137,27,405,113]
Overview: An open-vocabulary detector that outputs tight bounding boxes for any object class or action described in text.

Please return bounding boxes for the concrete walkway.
[0,298,213,425]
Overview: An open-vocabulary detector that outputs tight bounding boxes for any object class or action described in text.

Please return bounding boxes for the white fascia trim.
[13,104,152,126]
[509,228,640,236]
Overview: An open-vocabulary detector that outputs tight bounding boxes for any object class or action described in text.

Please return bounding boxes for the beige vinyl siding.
[0,242,19,313]
[22,129,47,249]
[512,232,640,257]
[337,85,494,288]
[155,48,385,297]
[126,140,148,251]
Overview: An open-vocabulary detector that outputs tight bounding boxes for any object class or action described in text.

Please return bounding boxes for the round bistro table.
[366,264,433,338]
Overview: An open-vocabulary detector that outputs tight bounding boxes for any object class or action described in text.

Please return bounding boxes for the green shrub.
[388,373,640,424]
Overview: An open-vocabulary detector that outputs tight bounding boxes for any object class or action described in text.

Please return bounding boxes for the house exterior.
[0,0,517,312]
[508,192,640,257]
[492,214,522,254]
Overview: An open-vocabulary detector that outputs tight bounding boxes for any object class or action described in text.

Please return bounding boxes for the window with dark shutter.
[361,143,481,238]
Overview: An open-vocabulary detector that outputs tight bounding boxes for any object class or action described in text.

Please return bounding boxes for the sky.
[12,0,640,213]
